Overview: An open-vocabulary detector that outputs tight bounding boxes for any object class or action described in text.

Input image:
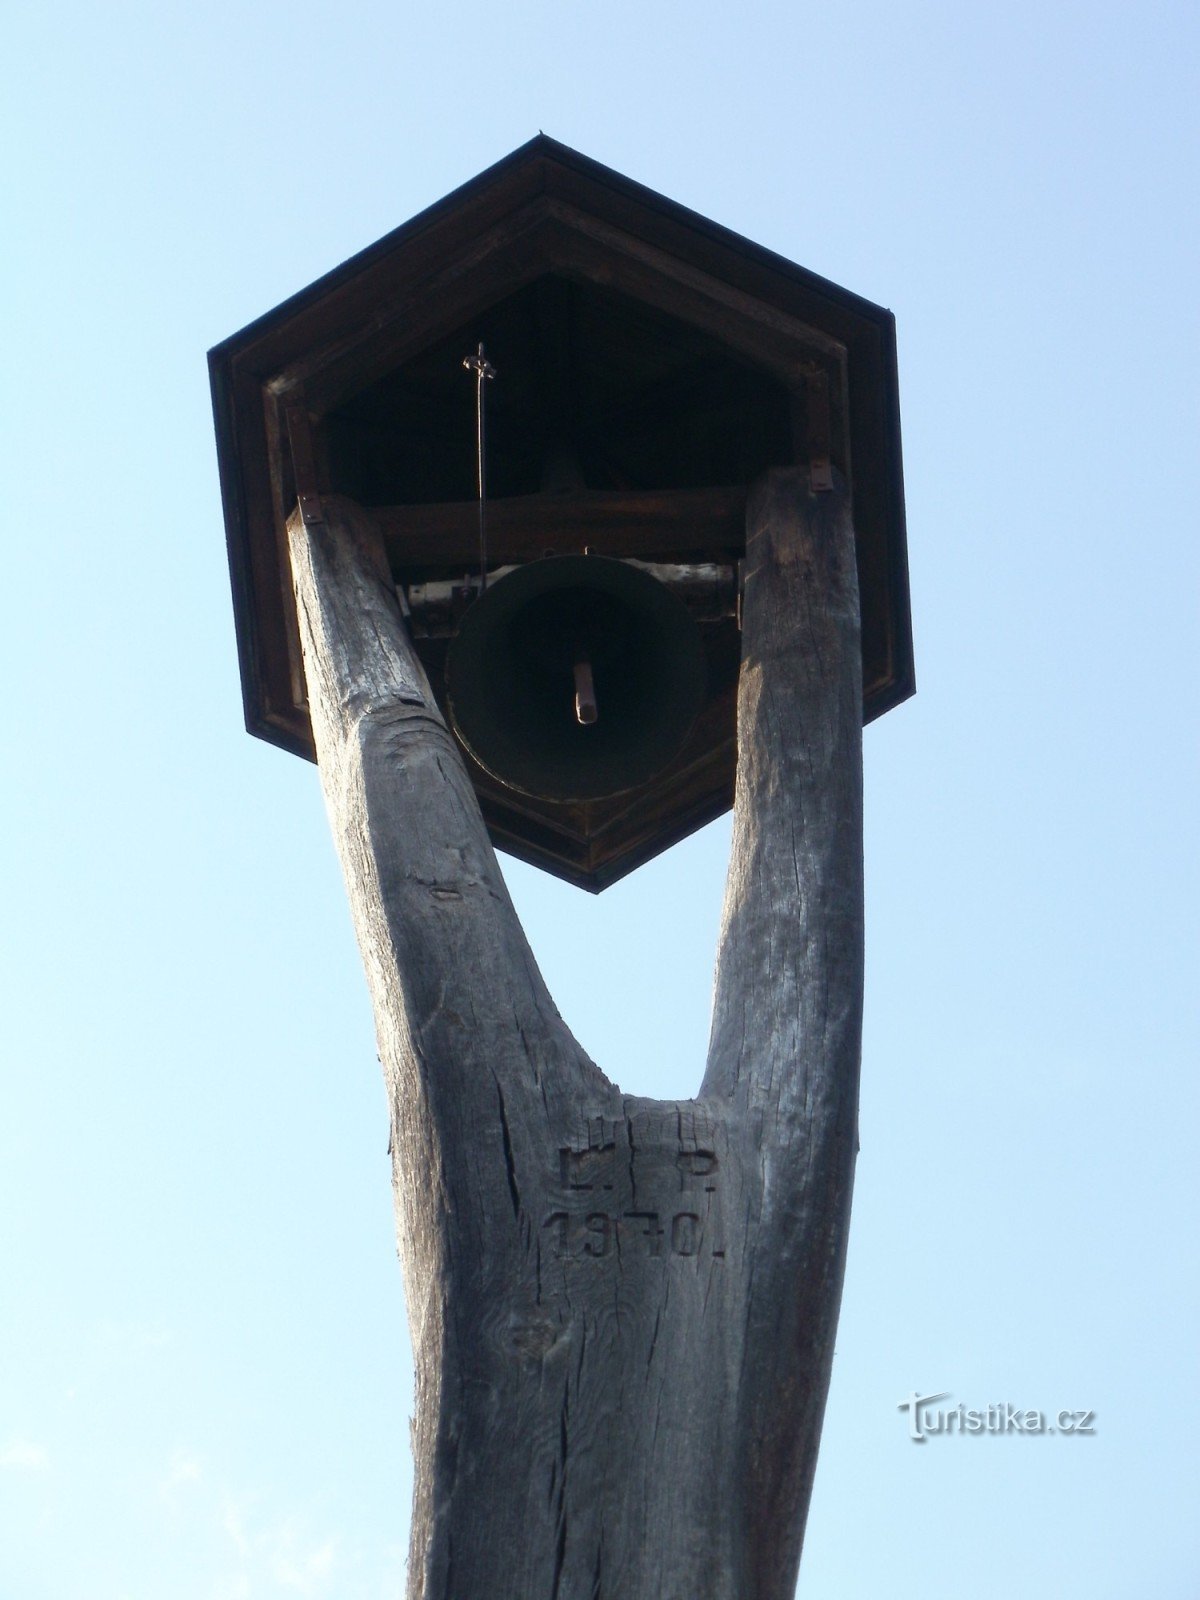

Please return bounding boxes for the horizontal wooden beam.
[375,486,747,571]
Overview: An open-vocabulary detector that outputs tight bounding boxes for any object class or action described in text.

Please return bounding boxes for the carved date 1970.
[542,1210,725,1260]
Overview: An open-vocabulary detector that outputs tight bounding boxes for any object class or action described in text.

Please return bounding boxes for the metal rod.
[462,342,496,592]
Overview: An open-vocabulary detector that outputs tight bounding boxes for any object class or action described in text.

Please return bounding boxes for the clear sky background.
[2,1,1197,1596]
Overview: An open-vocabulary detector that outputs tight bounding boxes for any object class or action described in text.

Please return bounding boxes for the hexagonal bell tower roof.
[209,135,913,891]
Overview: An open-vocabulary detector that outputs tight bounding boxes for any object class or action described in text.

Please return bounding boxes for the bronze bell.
[445,554,706,803]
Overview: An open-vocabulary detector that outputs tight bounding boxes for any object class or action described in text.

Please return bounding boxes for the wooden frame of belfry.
[210,135,911,889]
[211,138,913,1600]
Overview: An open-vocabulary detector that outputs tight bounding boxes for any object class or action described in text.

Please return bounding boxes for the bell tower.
[208,138,914,1600]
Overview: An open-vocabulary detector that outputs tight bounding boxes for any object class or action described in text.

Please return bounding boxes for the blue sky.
[2,1,1197,1595]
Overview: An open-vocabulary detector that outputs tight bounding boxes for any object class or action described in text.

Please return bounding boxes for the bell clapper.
[574,658,598,725]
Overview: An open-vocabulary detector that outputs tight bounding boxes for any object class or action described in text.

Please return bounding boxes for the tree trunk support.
[287,466,864,1600]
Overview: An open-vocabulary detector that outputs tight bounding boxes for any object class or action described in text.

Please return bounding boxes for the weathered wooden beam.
[287,468,863,1600]
[703,468,865,1592]
[375,485,747,570]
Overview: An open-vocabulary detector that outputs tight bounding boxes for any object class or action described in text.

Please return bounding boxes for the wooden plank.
[376,485,747,570]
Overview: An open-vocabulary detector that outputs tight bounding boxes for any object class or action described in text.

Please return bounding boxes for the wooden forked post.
[287,466,864,1600]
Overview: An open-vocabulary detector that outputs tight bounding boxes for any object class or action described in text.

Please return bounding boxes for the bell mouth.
[445,555,706,803]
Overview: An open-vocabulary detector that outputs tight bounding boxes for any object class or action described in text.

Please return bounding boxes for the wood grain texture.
[287,468,863,1600]
[375,486,747,572]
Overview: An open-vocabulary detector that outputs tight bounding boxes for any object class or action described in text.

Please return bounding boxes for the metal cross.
[462,342,496,591]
